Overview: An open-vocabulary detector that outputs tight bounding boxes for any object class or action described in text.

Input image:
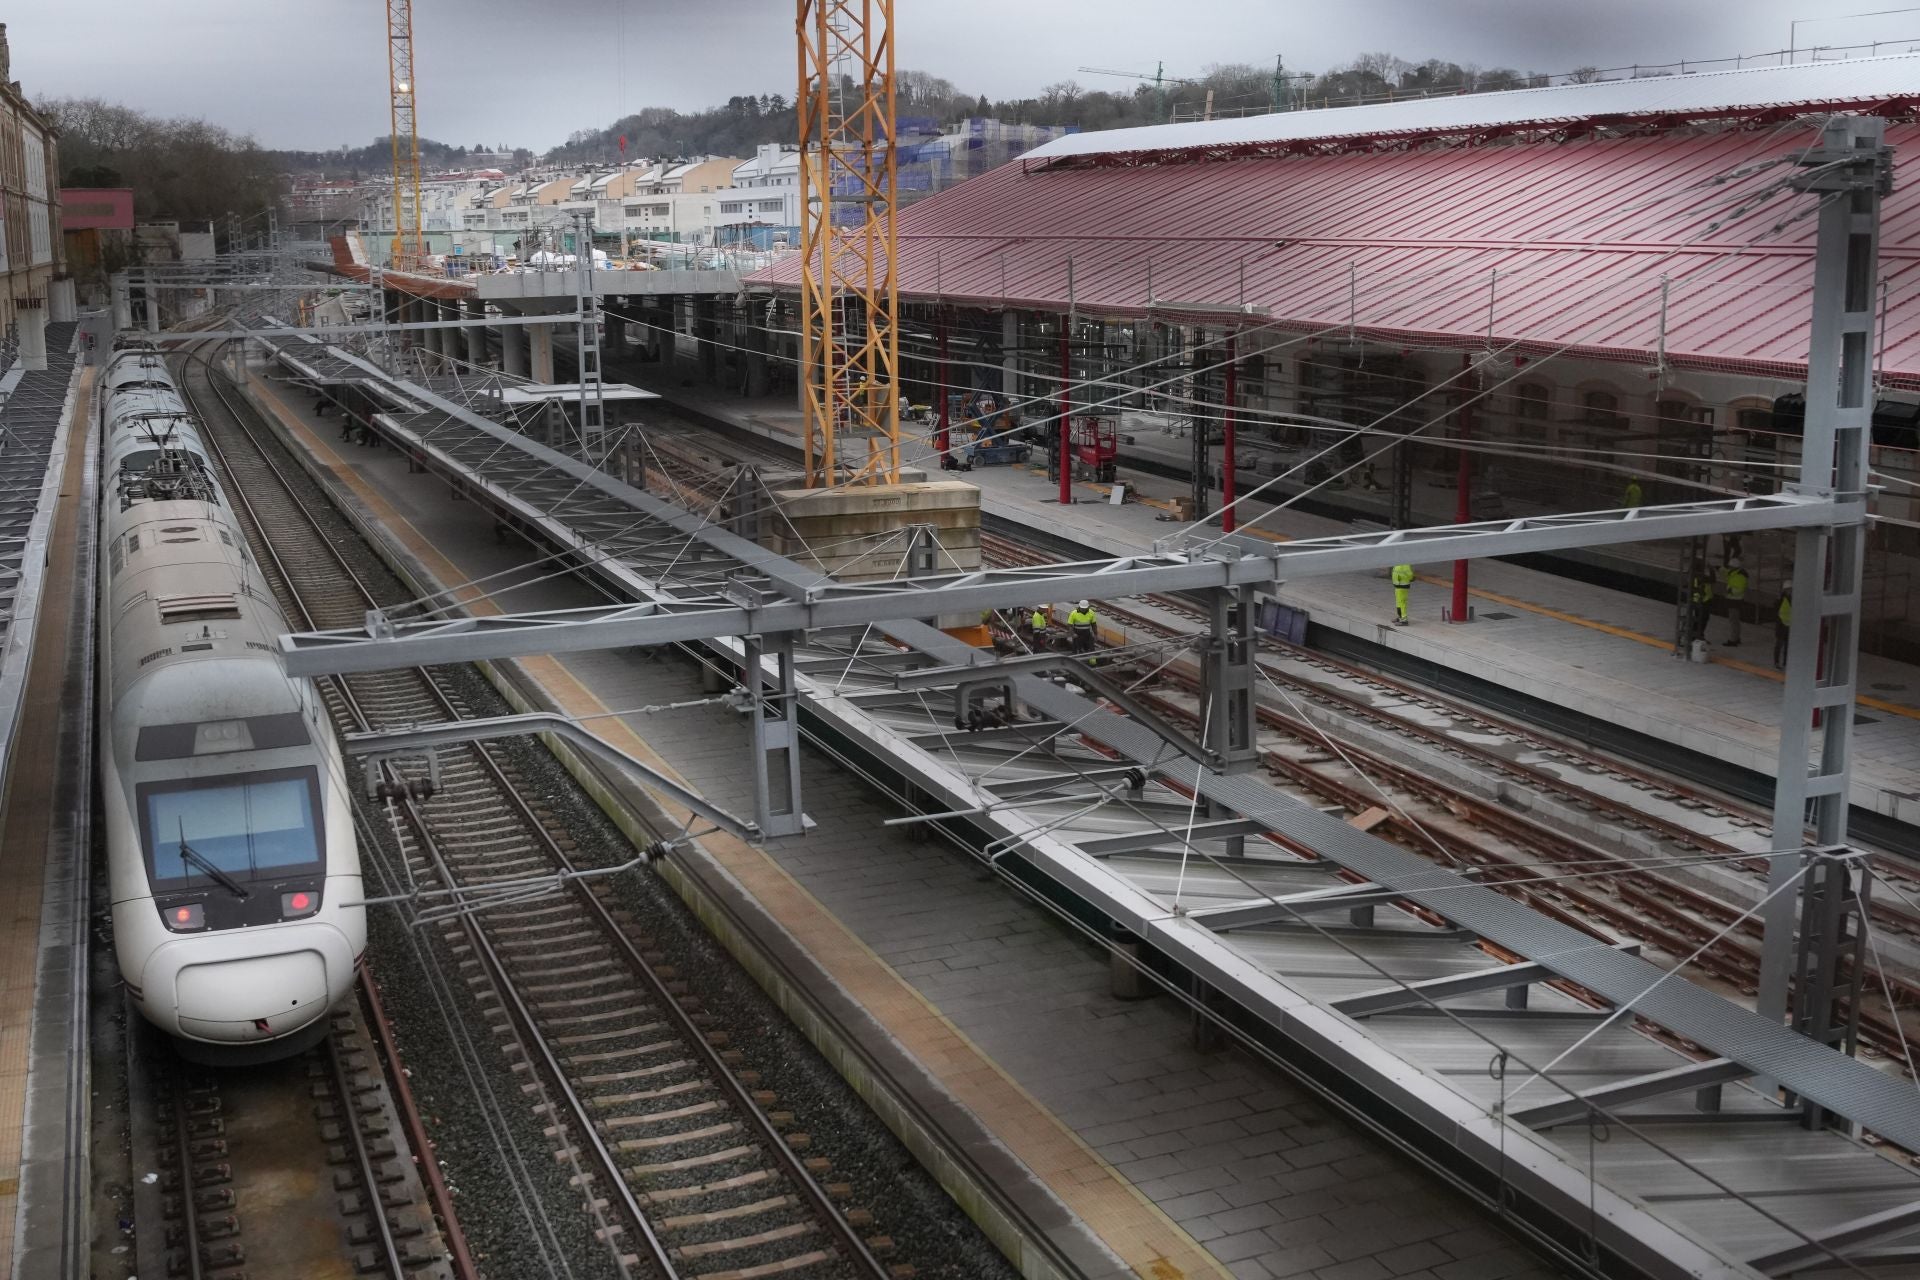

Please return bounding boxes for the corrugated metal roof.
[751,119,1920,382]
[1027,54,1920,164]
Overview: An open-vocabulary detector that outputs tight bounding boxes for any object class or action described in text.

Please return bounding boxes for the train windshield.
[140,768,324,889]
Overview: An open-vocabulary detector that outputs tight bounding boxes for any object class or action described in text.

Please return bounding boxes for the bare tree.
[1352,51,1413,84]
[1040,79,1084,111]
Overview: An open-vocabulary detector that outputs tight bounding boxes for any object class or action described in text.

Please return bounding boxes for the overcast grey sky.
[8,0,1915,152]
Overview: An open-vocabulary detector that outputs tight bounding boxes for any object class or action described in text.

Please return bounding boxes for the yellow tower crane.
[796,0,899,486]
[386,0,425,270]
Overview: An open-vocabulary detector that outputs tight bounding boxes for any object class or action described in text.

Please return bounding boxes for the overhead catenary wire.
[274,142,1920,1258]
[258,122,1896,611]
[1181,178,1856,545]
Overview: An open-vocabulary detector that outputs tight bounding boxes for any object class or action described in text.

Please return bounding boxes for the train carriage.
[97,344,364,1062]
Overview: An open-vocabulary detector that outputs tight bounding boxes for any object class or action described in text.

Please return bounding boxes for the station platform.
[0,328,98,1278]
[245,371,1565,1280]
[620,377,1920,836]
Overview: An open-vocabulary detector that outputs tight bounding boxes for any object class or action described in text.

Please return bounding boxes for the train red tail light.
[280,890,319,919]
[163,903,205,931]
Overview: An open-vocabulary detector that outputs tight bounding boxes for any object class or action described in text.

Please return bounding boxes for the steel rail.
[988,529,1920,974]
[175,342,459,1280]
[324,1031,408,1276]
[169,1087,208,1280]
[193,345,889,1280]
[358,965,481,1280]
[188,345,669,1277]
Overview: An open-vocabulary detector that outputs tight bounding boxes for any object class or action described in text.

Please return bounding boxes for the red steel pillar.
[1451,352,1474,623]
[1058,320,1073,505]
[1222,333,1239,534]
[935,310,950,461]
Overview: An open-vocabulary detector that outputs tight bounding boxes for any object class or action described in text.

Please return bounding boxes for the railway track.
[111,347,444,1280]
[610,423,1920,1064]
[976,530,1920,1067]
[128,1002,432,1280]
[185,347,896,1279]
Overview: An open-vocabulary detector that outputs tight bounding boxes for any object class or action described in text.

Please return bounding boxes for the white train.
[98,345,364,1062]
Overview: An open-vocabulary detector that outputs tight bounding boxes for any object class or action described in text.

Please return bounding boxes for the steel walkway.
[258,327,1920,1280]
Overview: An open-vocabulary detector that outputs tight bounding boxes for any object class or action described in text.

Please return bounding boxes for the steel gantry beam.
[277,491,1843,676]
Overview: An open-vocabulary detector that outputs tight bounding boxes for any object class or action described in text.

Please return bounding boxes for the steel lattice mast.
[386,0,425,270]
[796,0,900,487]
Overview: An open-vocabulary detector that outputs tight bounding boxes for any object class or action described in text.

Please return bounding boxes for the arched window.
[1509,382,1551,425]
[1581,389,1620,423]
[1577,387,1623,466]
[1653,398,1715,502]
[1734,402,1777,495]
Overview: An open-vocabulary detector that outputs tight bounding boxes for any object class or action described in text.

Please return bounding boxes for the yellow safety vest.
[1390,565,1414,587]
[1624,480,1643,507]
[1779,597,1793,625]
[1691,579,1713,604]
[1068,608,1095,628]
[1725,568,1748,600]
[1031,610,1048,629]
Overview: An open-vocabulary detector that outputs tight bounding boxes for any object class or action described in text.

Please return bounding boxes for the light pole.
[1790,6,1920,62]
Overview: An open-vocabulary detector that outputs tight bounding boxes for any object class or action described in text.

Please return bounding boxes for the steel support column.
[935,309,950,463]
[1000,311,1019,399]
[110,273,132,332]
[1222,333,1238,534]
[573,211,606,458]
[1450,353,1474,622]
[1758,116,1891,1029]
[743,633,807,838]
[1058,322,1072,504]
[1787,850,1869,1130]
[1202,586,1259,776]
[1191,331,1212,520]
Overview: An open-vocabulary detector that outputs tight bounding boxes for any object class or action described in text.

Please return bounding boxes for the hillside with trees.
[270,138,535,179]
[53,50,1561,196]
[46,98,282,222]
[543,52,1551,164]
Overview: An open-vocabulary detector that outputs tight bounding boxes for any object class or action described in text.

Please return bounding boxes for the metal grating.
[254,325,1920,1277]
[0,324,83,782]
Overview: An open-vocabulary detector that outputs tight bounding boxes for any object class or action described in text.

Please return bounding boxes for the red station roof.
[754,62,1920,385]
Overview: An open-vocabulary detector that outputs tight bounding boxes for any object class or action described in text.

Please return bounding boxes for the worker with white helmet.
[1067,598,1098,654]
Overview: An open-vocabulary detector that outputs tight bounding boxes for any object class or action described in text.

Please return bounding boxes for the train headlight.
[280,890,320,919]
[162,902,206,931]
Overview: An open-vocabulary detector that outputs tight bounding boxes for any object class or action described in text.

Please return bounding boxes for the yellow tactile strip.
[247,376,1228,1280]
[0,368,96,1272]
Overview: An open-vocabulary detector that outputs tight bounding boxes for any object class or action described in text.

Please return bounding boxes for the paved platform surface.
[250,371,1567,1280]
[624,378,1920,832]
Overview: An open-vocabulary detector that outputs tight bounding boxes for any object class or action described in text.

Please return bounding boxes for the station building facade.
[707,55,1920,659]
[0,23,66,369]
